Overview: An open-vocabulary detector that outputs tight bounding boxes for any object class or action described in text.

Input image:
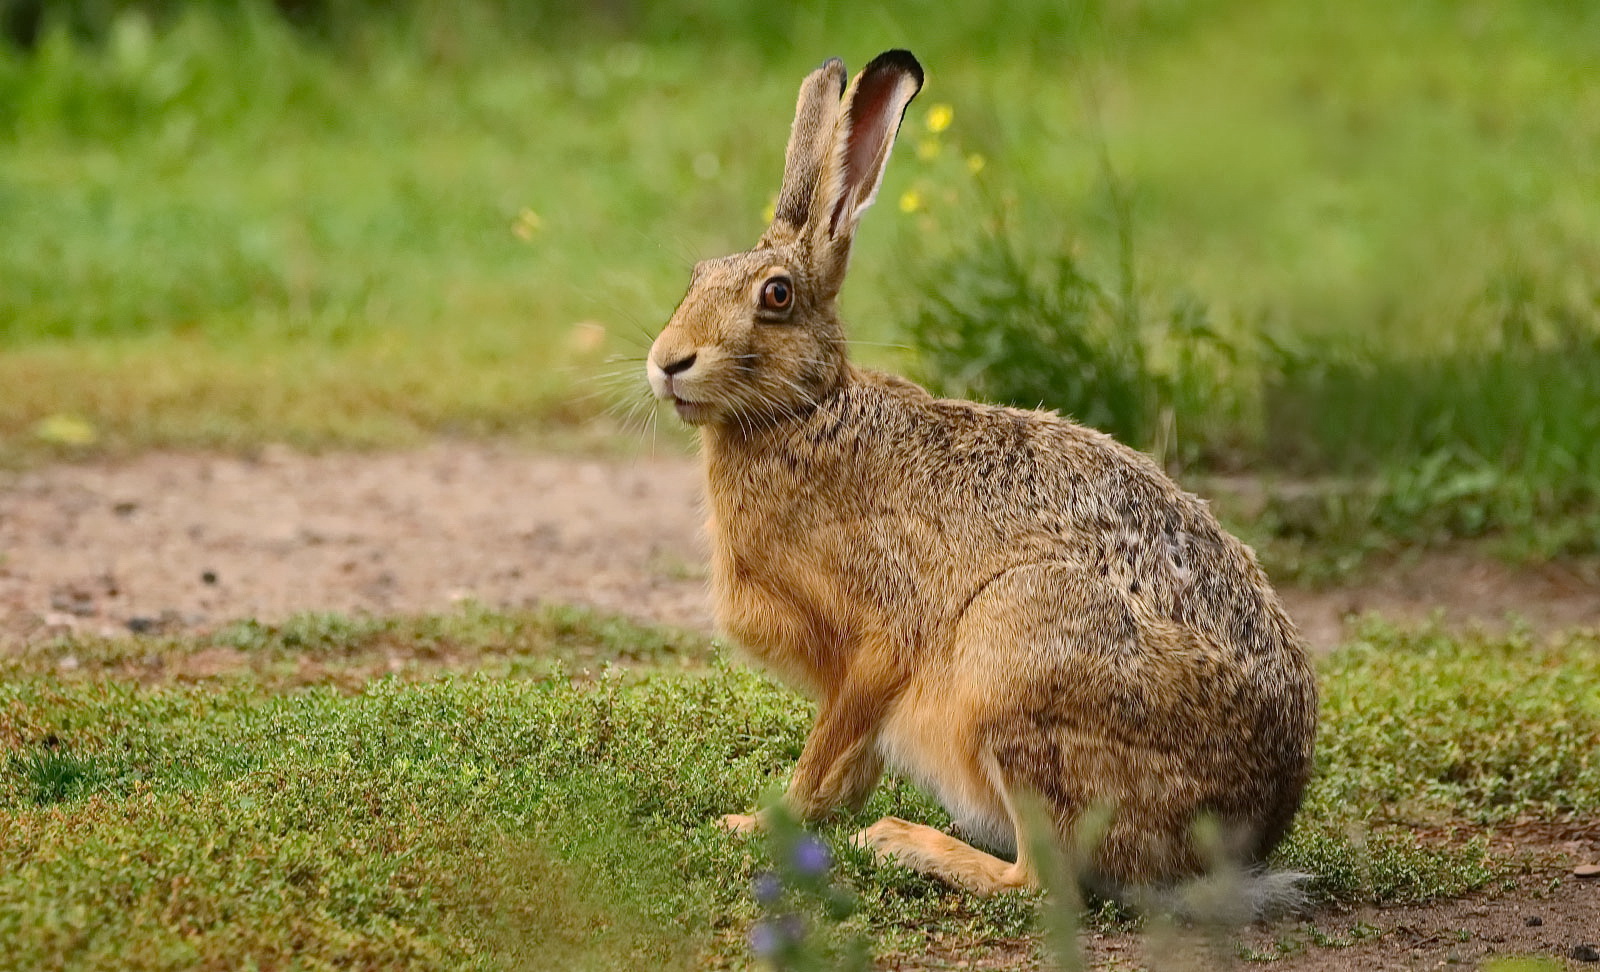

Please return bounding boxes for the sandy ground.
[3,442,1598,648]
[0,443,710,643]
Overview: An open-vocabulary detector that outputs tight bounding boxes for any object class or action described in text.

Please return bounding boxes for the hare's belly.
[877,682,1015,854]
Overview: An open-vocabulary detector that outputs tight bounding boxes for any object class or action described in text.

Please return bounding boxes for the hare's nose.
[661,352,698,376]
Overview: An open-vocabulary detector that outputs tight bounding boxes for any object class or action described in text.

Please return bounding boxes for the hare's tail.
[1115,867,1313,923]
[1228,868,1314,921]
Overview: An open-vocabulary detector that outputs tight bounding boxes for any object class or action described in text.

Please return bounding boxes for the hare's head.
[648,51,922,426]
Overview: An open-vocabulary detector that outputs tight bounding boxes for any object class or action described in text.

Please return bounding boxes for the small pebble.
[1571,944,1600,963]
[1574,863,1600,879]
[126,617,156,634]
[1525,915,1543,927]
[201,570,218,585]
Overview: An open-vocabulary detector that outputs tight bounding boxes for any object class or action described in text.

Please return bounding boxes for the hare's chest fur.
[704,505,883,695]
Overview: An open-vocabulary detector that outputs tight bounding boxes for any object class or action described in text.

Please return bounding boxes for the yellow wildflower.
[926,103,953,134]
[762,200,777,223]
[898,189,922,213]
[33,414,97,447]
[966,153,986,175]
[916,137,941,161]
[512,207,542,241]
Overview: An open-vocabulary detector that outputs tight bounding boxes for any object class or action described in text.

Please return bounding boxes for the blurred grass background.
[2,0,1597,559]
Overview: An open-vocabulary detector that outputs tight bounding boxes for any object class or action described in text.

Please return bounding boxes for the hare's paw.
[849,816,922,857]
[851,816,1030,895]
[718,812,766,835]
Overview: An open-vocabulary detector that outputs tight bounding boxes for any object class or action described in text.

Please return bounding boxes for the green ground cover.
[2,607,1596,969]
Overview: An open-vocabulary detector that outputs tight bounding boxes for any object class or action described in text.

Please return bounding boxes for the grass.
[904,219,1600,573]
[4,602,714,685]
[2,605,1596,969]
[2,2,1599,489]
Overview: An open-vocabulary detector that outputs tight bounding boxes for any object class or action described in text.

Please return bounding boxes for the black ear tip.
[866,49,924,88]
[819,56,848,94]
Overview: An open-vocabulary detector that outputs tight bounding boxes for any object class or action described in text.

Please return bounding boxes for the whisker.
[580,377,651,398]
[583,366,648,380]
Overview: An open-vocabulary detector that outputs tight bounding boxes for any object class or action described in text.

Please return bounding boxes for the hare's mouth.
[672,397,716,424]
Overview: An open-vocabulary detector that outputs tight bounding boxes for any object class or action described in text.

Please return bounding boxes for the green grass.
[1,602,714,688]
[2,606,1596,969]
[2,1,1598,491]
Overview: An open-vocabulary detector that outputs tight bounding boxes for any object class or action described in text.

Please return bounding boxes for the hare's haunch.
[647,50,1317,913]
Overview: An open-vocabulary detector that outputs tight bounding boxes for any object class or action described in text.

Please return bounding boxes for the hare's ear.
[806,49,923,293]
[769,57,849,234]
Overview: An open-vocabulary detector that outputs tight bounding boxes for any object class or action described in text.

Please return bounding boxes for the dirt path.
[3,442,1598,647]
[905,866,1600,971]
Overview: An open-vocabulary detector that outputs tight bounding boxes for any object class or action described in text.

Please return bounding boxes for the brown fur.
[646,50,1317,896]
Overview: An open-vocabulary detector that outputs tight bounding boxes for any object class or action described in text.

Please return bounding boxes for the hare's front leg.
[720,657,899,833]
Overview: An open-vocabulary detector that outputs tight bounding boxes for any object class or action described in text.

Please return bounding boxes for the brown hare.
[647,50,1318,913]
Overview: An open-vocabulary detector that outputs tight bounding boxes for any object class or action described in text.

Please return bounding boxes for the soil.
[889,863,1600,971]
[3,442,1598,969]
[897,853,1600,971]
[3,442,1597,648]
[0,443,711,643]
[1230,869,1600,972]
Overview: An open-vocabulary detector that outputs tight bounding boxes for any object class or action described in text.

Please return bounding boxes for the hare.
[647,50,1317,911]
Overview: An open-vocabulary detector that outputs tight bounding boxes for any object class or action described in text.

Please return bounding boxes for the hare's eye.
[759,277,793,312]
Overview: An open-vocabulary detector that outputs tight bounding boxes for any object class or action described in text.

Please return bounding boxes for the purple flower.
[747,920,781,958]
[752,870,783,906]
[748,914,808,959]
[791,834,831,877]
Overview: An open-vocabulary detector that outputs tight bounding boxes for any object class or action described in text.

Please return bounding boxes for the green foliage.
[4,745,113,805]
[1482,959,1567,972]
[747,805,870,972]
[0,0,1187,62]
[1245,265,1600,559]
[1311,620,1600,823]
[0,665,797,969]
[209,601,708,669]
[1280,824,1492,905]
[905,229,1149,445]
[2,608,1597,968]
[1272,619,1600,903]
[903,220,1241,464]
[3,603,714,689]
[908,207,1600,559]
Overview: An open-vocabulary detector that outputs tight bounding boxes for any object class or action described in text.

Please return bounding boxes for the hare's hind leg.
[852,816,1034,894]
[853,745,1035,894]
[853,562,1135,894]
